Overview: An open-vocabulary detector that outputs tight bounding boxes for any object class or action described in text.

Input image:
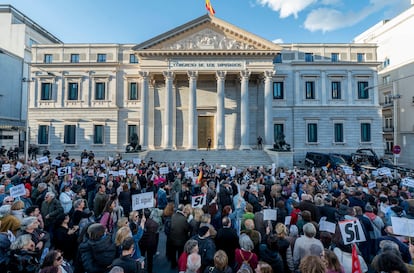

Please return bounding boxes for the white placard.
[191,194,206,208]
[108,156,114,162]
[127,169,137,175]
[263,209,277,221]
[133,158,141,164]
[51,159,61,166]
[368,181,377,189]
[132,192,154,211]
[391,217,414,237]
[378,167,392,176]
[338,219,366,245]
[37,156,49,165]
[402,178,414,188]
[284,216,292,226]
[215,168,221,174]
[185,171,194,178]
[112,171,119,177]
[220,165,227,168]
[57,166,72,177]
[15,162,23,170]
[372,170,379,177]
[82,158,89,164]
[10,184,26,198]
[1,164,11,173]
[230,169,236,177]
[119,170,126,177]
[159,167,169,175]
[319,220,336,234]
[279,172,286,179]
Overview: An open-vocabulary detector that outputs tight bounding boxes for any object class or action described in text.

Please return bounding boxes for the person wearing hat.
[111,237,142,273]
[192,225,216,273]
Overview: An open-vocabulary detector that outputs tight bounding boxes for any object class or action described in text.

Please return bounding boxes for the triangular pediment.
[133,14,281,53]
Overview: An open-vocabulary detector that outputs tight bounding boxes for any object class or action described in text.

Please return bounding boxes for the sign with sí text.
[191,194,206,208]
[338,219,366,245]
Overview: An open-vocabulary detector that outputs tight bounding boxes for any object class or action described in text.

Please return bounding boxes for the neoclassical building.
[28,14,384,162]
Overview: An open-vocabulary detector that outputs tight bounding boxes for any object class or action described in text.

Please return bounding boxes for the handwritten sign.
[391,217,414,237]
[1,164,11,173]
[368,181,376,189]
[37,156,49,165]
[10,184,26,198]
[338,220,366,245]
[51,159,61,167]
[159,167,169,175]
[263,209,277,221]
[132,192,154,210]
[191,194,206,208]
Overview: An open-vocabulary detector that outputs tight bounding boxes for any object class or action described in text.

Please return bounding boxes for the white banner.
[368,181,377,189]
[1,164,11,173]
[185,171,194,178]
[319,219,336,234]
[284,216,291,226]
[263,209,277,221]
[127,169,137,175]
[338,219,366,245]
[132,192,154,211]
[403,178,414,188]
[37,156,49,165]
[191,194,206,208]
[378,167,392,177]
[10,184,26,198]
[119,170,126,177]
[159,167,169,175]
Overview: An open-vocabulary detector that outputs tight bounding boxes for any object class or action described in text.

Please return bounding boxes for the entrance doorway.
[198,116,214,149]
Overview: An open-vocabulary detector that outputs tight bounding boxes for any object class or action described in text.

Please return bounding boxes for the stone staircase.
[122,150,274,168]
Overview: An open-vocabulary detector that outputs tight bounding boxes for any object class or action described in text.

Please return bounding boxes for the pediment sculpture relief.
[164,29,256,50]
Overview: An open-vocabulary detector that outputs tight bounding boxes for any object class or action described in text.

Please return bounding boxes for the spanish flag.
[197,168,203,184]
[206,0,215,16]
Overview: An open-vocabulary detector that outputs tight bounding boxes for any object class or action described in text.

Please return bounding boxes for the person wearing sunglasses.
[40,249,73,273]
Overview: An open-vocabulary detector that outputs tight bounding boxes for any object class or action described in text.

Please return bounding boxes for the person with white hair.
[8,234,39,273]
[19,216,48,254]
[40,192,64,233]
[185,252,201,273]
[293,223,324,271]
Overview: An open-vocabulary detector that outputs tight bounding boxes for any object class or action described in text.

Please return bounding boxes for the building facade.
[354,2,414,168]
[28,15,383,162]
[0,5,61,149]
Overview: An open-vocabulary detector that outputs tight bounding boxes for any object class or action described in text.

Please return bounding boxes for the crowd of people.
[0,149,414,273]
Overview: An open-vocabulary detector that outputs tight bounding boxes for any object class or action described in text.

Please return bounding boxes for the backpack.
[164,217,172,236]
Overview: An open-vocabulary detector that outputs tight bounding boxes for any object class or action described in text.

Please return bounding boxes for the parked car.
[305,152,348,169]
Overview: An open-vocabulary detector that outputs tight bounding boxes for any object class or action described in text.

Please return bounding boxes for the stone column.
[139,71,149,150]
[321,70,327,105]
[163,71,174,150]
[240,70,251,150]
[216,71,226,150]
[188,71,198,150]
[264,71,274,148]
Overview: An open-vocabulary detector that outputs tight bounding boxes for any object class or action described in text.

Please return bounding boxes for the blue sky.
[4,0,411,44]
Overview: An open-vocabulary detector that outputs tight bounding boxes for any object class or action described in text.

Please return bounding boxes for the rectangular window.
[305,53,314,62]
[64,125,76,144]
[44,54,53,63]
[41,83,52,100]
[358,81,369,99]
[70,54,79,63]
[128,125,137,142]
[331,81,341,99]
[273,82,284,99]
[129,82,139,100]
[94,125,104,144]
[95,82,105,100]
[334,123,344,143]
[97,54,106,63]
[273,53,282,63]
[357,53,365,62]
[68,82,78,100]
[331,53,339,62]
[305,81,315,99]
[273,124,284,143]
[38,125,49,145]
[129,54,138,64]
[307,123,318,143]
[361,123,371,142]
